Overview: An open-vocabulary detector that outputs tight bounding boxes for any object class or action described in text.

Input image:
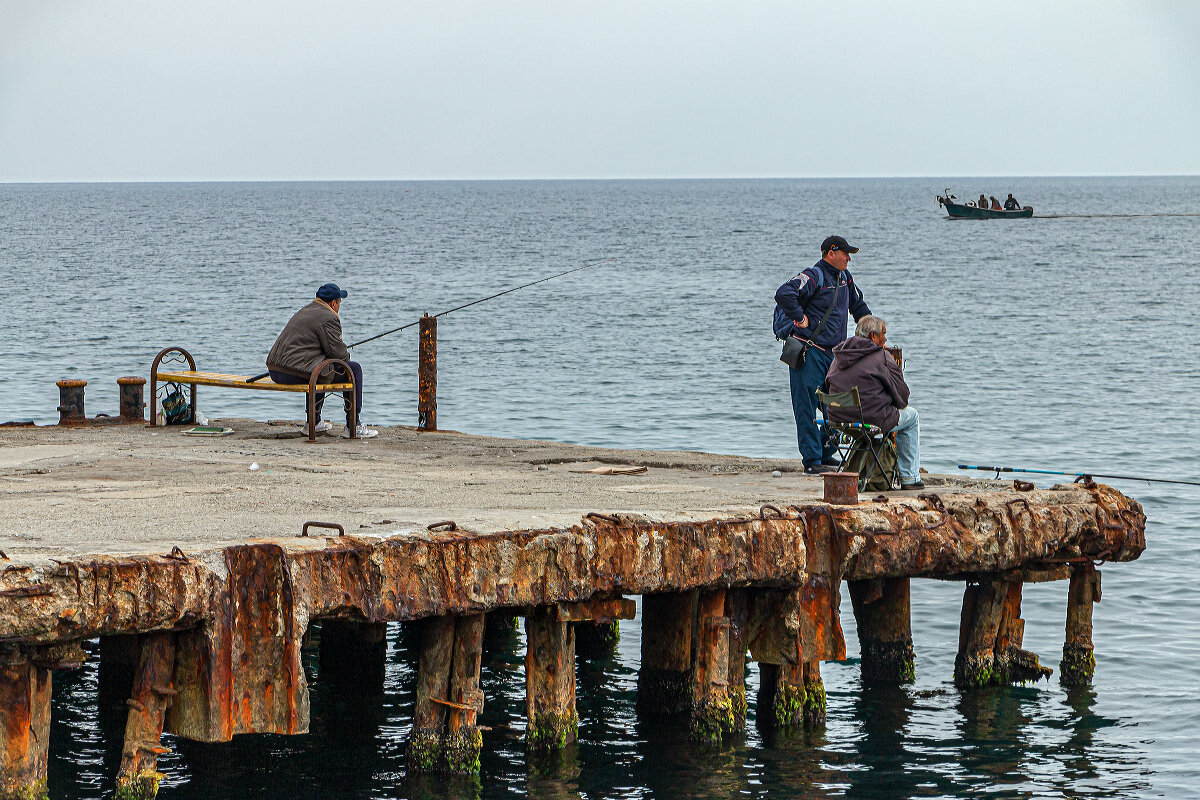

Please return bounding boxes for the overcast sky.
[1,1,1197,181]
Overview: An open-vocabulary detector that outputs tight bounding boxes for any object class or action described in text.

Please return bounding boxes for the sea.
[1,177,1197,799]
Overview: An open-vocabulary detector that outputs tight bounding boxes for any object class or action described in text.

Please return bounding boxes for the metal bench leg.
[347,369,358,439]
[307,390,317,443]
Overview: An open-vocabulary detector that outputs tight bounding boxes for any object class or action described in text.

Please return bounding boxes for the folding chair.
[815,387,900,491]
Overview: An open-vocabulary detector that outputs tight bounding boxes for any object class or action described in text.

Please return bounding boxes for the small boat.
[936,189,1033,219]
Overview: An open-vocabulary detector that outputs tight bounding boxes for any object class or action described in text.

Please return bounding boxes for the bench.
[149,346,359,442]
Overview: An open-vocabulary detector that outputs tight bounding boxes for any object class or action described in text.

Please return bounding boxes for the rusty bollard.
[418,313,437,431]
[56,379,87,425]
[823,472,859,505]
[117,376,147,423]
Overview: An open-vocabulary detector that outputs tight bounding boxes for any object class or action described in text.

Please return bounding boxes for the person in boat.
[1003,193,1021,211]
[977,193,988,209]
[266,282,378,439]
[825,315,923,490]
[773,235,872,474]
[989,196,1002,211]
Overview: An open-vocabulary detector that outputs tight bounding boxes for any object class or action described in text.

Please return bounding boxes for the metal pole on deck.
[418,314,437,431]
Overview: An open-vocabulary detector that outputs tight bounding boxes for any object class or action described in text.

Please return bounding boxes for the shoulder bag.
[780,278,842,370]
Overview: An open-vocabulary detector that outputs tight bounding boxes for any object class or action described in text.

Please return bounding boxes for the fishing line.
[346,256,615,349]
[245,256,615,383]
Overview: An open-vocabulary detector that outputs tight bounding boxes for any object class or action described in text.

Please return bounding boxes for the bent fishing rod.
[246,257,614,382]
[958,464,1200,487]
[346,256,615,348]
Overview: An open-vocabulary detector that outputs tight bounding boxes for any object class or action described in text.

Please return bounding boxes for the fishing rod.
[958,464,1200,487]
[245,256,614,382]
[346,256,615,349]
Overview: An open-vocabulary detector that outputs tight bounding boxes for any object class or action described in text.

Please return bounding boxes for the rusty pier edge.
[0,484,1145,793]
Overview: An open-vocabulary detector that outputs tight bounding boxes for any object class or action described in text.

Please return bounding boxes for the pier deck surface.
[0,417,1145,788]
[0,419,977,559]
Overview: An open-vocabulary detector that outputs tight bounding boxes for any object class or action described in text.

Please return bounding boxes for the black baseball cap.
[316,283,348,301]
[821,235,859,255]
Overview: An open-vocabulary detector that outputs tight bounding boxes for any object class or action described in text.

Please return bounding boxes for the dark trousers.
[787,346,836,468]
[269,361,363,425]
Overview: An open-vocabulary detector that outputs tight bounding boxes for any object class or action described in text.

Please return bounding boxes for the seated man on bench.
[267,282,377,439]
[825,315,922,489]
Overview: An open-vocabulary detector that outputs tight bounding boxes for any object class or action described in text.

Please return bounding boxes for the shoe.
[300,420,333,435]
[900,480,925,490]
[821,459,842,470]
[804,464,837,475]
[342,424,378,439]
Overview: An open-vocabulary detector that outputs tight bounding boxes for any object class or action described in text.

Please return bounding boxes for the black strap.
[791,276,843,351]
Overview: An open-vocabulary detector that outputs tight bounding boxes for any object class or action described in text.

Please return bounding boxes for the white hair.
[855,315,886,338]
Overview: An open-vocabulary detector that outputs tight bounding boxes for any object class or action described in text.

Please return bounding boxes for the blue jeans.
[787,346,836,468]
[269,361,363,425]
[893,406,921,483]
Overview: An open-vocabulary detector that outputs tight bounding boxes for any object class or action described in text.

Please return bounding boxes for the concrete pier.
[0,420,1146,798]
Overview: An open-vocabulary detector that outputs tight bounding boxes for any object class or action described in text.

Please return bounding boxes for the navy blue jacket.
[773,259,871,349]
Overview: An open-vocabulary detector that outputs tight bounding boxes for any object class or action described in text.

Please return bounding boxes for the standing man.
[774,235,871,473]
[267,282,378,439]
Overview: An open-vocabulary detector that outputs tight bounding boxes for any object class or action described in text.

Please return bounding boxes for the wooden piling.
[801,661,826,730]
[725,589,749,727]
[636,591,697,714]
[407,614,485,773]
[418,314,437,431]
[445,614,485,772]
[0,652,51,800]
[407,616,455,773]
[525,607,577,751]
[956,579,1051,688]
[757,662,804,730]
[1061,563,1099,688]
[115,633,176,800]
[848,578,915,684]
[747,589,807,732]
[689,589,734,742]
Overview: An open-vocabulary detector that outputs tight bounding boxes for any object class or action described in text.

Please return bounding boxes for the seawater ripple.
[2,177,1197,799]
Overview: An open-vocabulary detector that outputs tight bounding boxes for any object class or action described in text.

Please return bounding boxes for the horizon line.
[2,172,1198,186]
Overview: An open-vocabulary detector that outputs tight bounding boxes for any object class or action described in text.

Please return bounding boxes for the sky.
[1,1,1197,181]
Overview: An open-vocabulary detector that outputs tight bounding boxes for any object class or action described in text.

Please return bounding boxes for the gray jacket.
[266,300,351,379]
[825,336,909,433]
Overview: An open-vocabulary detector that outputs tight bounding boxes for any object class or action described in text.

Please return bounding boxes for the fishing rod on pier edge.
[246,256,615,382]
[958,464,1200,487]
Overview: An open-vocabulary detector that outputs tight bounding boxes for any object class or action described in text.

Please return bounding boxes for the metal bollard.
[117,376,147,423]
[418,314,437,431]
[56,379,88,425]
[823,472,859,505]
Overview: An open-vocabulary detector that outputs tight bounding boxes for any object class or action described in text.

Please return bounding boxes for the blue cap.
[316,283,348,301]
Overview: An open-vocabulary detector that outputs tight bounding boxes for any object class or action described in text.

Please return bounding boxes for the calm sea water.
[2,178,1198,799]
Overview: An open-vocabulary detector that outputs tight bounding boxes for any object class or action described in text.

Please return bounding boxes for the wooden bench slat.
[156,371,353,392]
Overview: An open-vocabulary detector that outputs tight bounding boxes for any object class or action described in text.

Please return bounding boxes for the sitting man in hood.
[825,315,923,490]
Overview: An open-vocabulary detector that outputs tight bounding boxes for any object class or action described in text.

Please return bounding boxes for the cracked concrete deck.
[0,418,977,560]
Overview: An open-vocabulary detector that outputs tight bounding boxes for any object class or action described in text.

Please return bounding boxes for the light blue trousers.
[894,406,921,483]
